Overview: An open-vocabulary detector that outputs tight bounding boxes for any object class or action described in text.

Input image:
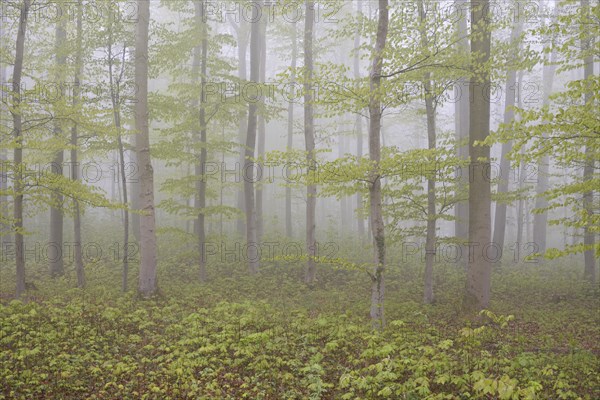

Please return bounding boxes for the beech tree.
[368,0,389,327]
[10,0,31,297]
[244,0,263,274]
[303,0,317,285]
[463,0,493,311]
[135,0,158,297]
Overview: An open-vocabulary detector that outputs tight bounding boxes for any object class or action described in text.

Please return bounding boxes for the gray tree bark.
[515,71,526,251]
[533,12,558,257]
[286,22,297,238]
[11,0,30,298]
[193,0,208,282]
[492,18,523,254]
[135,0,158,297]
[454,0,470,253]
[354,0,365,241]
[230,17,249,237]
[418,0,436,304]
[107,20,131,291]
[49,14,67,277]
[0,12,9,246]
[304,0,317,285]
[256,10,268,242]
[581,0,596,284]
[72,0,85,288]
[244,0,263,274]
[368,0,389,328]
[463,0,493,312]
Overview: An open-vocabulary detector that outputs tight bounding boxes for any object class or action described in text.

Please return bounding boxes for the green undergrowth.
[0,260,598,399]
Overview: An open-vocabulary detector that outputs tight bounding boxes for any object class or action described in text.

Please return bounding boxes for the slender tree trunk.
[49,15,67,277]
[0,18,9,246]
[107,22,130,291]
[493,19,523,254]
[533,16,558,258]
[12,0,30,298]
[130,154,141,241]
[286,22,297,238]
[354,0,365,241]
[256,11,268,242]
[244,0,263,274]
[581,0,596,284]
[418,0,436,304]
[454,0,469,255]
[304,0,317,285]
[233,19,249,237]
[463,0,492,312]
[72,0,85,288]
[423,85,436,304]
[135,0,158,297]
[515,71,525,253]
[368,0,388,328]
[194,0,208,282]
[525,198,531,243]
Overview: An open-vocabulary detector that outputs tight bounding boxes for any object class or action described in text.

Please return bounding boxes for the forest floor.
[0,257,598,399]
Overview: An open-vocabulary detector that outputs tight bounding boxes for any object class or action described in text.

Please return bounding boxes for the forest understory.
[1,248,598,399]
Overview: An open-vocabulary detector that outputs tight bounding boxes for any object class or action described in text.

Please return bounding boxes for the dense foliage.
[1,257,598,399]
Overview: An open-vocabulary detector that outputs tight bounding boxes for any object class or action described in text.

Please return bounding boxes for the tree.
[286,21,298,238]
[71,0,85,288]
[244,0,263,274]
[104,3,133,291]
[11,0,31,297]
[417,0,437,304]
[368,0,389,327]
[229,16,250,238]
[303,0,317,285]
[194,0,209,282]
[256,6,268,242]
[454,0,470,249]
[354,0,365,241]
[581,0,596,284]
[135,0,158,297]
[48,7,67,278]
[491,0,598,280]
[532,10,558,259]
[463,0,493,311]
[492,12,524,255]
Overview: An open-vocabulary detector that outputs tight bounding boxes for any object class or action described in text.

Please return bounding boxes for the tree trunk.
[492,19,523,254]
[339,131,347,235]
[11,0,30,298]
[130,152,141,241]
[107,21,130,291]
[533,15,558,258]
[581,0,596,284]
[49,15,67,278]
[515,71,525,254]
[304,0,317,285]
[286,22,297,238]
[463,0,492,312]
[244,0,263,274]
[423,84,436,305]
[256,11,268,242]
[354,0,365,241]
[418,0,436,304]
[233,19,249,237]
[454,0,469,254]
[135,0,158,297]
[0,15,9,246]
[72,0,85,288]
[368,0,388,328]
[194,0,208,282]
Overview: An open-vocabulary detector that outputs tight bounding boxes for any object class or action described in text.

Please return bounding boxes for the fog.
[0,0,598,398]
